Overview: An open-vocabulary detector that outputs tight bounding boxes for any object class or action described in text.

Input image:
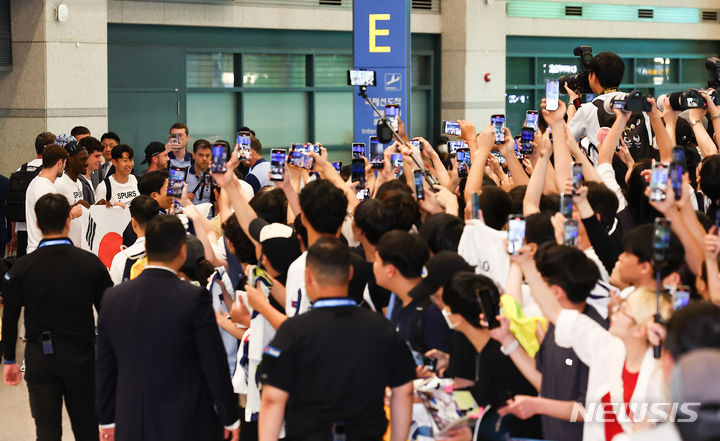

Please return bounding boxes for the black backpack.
[593,100,657,162]
[6,163,41,223]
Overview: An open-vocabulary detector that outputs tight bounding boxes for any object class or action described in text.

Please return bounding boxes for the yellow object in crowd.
[500,294,547,358]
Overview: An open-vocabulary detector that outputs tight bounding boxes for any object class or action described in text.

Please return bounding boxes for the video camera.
[656,58,720,112]
[658,89,709,112]
[559,46,594,95]
[610,90,651,112]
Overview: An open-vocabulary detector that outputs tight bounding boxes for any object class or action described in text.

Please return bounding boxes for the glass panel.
[622,58,633,85]
[314,92,353,145]
[506,89,533,135]
[243,92,308,146]
[507,57,533,85]
[186,53,234,88]
[186,93,236,143]
[315,54,352,87]
[411,90,429,141]
[412,55,431,86]
[537,57,579,81]
[243,54,306,88]
[682,58,711,87]
[634,58,677,85]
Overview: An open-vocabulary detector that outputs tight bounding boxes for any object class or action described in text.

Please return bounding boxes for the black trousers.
[24,339,98,441]
[17,230,28,257]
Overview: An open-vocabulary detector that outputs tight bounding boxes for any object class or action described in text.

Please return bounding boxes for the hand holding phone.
[545,79,560,111]
[210,144,227,173]
[413,170,424,201]
[270,149,286,181]
[491,114,506,144]
[507,215,526,255]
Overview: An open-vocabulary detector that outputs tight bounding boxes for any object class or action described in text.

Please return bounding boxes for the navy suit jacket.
[96,268,239,441]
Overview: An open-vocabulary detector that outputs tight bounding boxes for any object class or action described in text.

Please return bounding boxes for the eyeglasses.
[612,299,637,324]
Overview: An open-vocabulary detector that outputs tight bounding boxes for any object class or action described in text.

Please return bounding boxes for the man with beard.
[24,144,69,253]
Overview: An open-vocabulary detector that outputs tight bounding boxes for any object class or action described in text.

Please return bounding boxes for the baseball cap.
[409,251,473,301]
[63,140,85,156]
[55,133,76,148]
[249,218,301,276]
[142,141,166,164]
[184,233,205,269]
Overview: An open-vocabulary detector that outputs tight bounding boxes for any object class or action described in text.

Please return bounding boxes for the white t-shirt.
[15,158,43,233]
[284,251,310,317]
[55,173,86,248]
[109,236,146,286]
[95,175,139,206]
[458,220,509,291]
[25,175,58,253]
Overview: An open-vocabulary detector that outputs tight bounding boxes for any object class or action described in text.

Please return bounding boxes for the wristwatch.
[500,339,520,356]
[690,119,703,127]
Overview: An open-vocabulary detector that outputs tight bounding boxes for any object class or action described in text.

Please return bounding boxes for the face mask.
[442,307,459,329]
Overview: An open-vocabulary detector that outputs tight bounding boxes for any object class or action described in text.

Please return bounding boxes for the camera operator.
[567,52,653,162]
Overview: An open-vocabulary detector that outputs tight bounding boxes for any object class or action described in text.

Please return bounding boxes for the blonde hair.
[627,287,673,327]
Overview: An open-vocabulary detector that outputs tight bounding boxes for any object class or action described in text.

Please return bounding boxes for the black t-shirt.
[348,252,371,306]
[535,304,608,441]
[258,299,416,439]
[445,331,478,381]
[474,340,542,439]
[351,244,392,311]
[390,299,451,354]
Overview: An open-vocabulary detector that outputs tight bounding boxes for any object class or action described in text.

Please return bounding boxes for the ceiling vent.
[412,0,433,10]
[565,5,582,17]
[701,10,719,21]
[638,8,654,19]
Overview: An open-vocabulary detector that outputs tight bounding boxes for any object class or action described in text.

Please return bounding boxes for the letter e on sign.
[369,14,391,53]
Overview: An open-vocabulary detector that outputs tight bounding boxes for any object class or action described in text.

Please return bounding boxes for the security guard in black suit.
[2,193,113,441]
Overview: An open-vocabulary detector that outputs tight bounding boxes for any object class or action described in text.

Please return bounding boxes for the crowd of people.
[2,49,720,441]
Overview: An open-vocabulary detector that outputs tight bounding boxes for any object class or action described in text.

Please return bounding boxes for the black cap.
[408,251,473,301]
[64,140,85,156]
[142,141,166,164]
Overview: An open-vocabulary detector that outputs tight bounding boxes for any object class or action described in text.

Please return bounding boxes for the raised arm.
[309,151,359,211]
[417,137,451,189]
[647,97,673,163]
[703,233,720,306]
[542,99,571,189]
[565,125,601,183]
[513,248,562,324]
[464,126,493,203]
[647,180,704,275]
[181,184,227,269]
[497,127,530,187]
[523,130,552,216]
[597,108,631,166]
[688,106,718,158]
[275,166,302,223]
[211,151,261,246]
